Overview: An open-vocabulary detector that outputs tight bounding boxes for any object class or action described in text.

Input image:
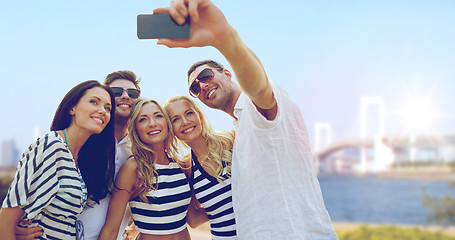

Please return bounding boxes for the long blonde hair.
[164,95,235,182]
[128,98,180,202]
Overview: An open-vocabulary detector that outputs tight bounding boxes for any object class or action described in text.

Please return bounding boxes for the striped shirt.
[190,151,237,239]
[129,158,191,235]
[2,131,86,239]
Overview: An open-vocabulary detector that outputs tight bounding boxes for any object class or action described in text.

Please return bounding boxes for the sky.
[1,0,455,152]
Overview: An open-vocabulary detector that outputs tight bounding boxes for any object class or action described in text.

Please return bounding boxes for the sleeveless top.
[129,158,191,235]
[190,151,237,239]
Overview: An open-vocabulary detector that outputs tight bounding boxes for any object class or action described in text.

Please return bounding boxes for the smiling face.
[69,86,112,135]
[188,65,235,111]
[109,79,138,120]
[135,102,169,147]
[166,99,203,144]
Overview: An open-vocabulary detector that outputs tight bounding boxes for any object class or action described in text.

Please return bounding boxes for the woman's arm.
[186,191,209,228]
[182,154,192,178]
[4,134,62,240]
[0,207,25,240]
[98,157,138,240]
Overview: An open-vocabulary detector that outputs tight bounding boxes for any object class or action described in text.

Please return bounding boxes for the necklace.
[63,129,78,161]
[63,129,87,207]
[63,129,69,148]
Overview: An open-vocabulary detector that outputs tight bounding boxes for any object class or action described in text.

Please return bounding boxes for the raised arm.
[98,157,138,240]
[154,0,277,118]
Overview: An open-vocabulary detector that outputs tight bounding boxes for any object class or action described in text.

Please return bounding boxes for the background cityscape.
[1,0,455,238]
[1,0,455,155]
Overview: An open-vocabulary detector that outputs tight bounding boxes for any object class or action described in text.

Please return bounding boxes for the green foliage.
[422,188,455,225]
[338,225,455,240]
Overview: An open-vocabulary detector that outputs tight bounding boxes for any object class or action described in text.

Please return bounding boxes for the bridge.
[313,134,455,174]
[312,97,455,174]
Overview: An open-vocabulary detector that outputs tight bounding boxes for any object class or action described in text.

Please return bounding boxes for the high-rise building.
[1,139,20,167]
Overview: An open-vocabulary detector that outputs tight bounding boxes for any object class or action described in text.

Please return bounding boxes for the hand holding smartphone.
[137,13,190,39]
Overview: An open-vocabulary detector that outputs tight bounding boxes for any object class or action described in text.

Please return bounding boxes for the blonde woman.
[98,99,191,240]
[164,95,237,239]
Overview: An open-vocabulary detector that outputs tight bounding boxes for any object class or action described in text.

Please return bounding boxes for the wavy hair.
[127,98,180,203]
[164,95,234,182]
[50,80,116,203]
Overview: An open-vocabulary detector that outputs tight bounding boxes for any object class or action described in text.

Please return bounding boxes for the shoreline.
[318,167,455,182]
[332,221,455,235]
[376,167,455,181]
[188,221,455,240]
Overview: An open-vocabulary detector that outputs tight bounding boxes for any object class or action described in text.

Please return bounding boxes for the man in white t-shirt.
[155,0,339,239]
[15,70,140,240]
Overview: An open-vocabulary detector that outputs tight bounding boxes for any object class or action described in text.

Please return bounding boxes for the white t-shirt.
[231,81,338,239]
[79,136,133,240]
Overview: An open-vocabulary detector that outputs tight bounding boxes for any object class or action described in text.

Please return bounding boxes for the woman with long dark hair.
[0,80,116,239]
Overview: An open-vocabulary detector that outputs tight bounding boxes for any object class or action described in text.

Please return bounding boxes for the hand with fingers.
[153,0,234,50]
[122,222,140,240]
[15,220,43,240]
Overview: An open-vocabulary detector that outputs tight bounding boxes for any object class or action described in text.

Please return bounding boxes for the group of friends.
[0,0,339,239]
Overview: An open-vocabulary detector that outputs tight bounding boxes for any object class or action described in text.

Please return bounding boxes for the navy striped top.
[2,131,86,239]
[129,158,191,235]
[190,151,237,239]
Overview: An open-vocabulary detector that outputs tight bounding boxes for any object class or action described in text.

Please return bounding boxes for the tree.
[422,184,455,226]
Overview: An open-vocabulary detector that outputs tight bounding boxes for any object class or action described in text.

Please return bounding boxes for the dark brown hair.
[187,60,224,83]
[51,80,116,203]
[104,70,141,91]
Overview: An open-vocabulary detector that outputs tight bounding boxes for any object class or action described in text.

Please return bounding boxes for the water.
[1,172,452,226]
[318,175,453,225]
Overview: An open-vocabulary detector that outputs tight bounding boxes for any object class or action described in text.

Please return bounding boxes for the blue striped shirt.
[129,159,191,235]
[2,131,86,239]
[190,151,237,239]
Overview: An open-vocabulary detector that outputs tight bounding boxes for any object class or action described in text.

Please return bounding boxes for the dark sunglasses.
[110,87,140,99]
[189,68,215,98]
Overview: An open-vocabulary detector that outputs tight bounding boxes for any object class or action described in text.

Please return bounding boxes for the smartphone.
[137,13,190,39]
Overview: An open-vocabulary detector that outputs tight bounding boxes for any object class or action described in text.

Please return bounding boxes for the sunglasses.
[110,87,140,99]
[189,68,215,98]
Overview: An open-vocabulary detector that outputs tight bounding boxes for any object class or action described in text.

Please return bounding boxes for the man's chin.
[115,110,132,119]
[206,102,221,110]
[202,99,216,109]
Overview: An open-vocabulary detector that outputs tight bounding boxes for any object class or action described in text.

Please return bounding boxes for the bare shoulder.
[124,156,138,170]
[115,156,138,192]
[117,156,138,178]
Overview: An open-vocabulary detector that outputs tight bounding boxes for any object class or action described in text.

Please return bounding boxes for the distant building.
[1,139,20,167]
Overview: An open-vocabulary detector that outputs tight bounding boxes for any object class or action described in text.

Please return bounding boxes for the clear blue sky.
[1,0,455,151]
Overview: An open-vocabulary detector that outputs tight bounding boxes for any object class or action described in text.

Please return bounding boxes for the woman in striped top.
[98,98,192,240]
[164,95,237,239]
[0,80,116,240]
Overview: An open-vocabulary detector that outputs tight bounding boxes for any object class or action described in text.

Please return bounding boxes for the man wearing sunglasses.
[154,0,338,239]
